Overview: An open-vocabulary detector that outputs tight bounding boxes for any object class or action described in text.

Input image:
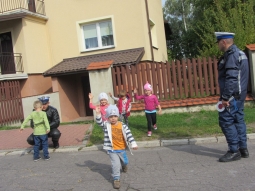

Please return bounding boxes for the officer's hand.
[19,128,23,132]
[46,130,50,134]
[222,100,229,107]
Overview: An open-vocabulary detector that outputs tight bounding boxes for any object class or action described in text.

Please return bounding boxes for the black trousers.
[27,128,61,146]
[145,112,156,131]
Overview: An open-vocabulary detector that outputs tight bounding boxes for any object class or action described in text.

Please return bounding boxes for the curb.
[1,133,255,157]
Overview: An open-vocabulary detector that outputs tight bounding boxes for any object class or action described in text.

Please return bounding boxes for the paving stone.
[53,147,78,153]
[79,145,103,152]
[216,136,227,143]
[189,137,217,145]
[161,139,188,146]
[0,124,91,150]
[0,152,7,156]
[247,133,255,140]
[136,140,160,147]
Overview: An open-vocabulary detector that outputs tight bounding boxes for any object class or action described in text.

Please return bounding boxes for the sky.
[161,0,166,7]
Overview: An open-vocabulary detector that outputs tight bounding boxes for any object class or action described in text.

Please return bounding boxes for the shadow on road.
[76,160,112,183]
[167,144,226,159]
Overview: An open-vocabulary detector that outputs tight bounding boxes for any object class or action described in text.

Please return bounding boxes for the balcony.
[0,0,45,16]
[0,53,24,75]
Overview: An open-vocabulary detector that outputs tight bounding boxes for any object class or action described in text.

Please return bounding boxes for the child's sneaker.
[33,157,41,162]
[147,131,152,137]
[113,180,121,189]
[44,156,50,161]
[153,124,157,130]
[122,165,128,173]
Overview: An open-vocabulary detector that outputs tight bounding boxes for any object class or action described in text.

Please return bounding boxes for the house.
[0,0,167,124]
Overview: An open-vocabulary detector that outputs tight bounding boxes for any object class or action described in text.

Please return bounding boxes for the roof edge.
[246,44,255,51]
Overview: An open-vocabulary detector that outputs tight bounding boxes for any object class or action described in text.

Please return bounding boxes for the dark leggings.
[145,112,156,131]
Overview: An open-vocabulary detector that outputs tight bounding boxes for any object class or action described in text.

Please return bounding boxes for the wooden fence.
[112,57,251,101]
[0,81,24,126]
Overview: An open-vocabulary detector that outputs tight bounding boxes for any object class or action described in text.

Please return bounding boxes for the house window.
[82,20,114,50]
[149,19,158,49]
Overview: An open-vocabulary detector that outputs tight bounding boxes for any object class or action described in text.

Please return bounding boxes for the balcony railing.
[0,53,24,75]
[0,0,45,15]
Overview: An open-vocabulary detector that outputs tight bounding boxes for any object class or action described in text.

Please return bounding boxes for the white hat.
[98,92,108,101]
[106,104,119,118]
[215,32,235,42]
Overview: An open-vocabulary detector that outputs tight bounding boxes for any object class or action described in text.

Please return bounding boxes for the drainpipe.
[145,0,154,61]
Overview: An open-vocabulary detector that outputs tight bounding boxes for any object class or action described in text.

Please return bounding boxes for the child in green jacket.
[20,100,50,161]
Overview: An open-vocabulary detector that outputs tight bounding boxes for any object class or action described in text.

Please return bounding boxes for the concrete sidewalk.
[1,122,255,156]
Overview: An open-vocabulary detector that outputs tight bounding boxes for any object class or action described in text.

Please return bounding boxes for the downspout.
[145,0,154,61]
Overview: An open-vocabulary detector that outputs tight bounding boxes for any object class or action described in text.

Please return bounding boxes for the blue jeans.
[34,134,49,159]
[219,99,247,152]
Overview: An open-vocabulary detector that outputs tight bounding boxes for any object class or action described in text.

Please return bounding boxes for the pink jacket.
[134,94,159,111]
[89,103,109,121]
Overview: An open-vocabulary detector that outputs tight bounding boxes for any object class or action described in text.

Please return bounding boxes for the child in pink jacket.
[134,82,162,137]
[89,92,109,121]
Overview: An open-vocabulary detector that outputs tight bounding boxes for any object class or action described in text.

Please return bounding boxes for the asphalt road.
[0,140,255,191]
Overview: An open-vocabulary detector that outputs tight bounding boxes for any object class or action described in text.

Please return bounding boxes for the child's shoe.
[147,131,152,137]
[122,165,128,173]
[153,124,157,130]
[33,157,41,162]
[113,180,121,189]
[44,156,50,161]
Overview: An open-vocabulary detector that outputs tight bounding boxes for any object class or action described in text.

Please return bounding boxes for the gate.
[0,80,24,126]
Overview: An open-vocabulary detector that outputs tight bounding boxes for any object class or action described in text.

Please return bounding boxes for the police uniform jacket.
[218,44,249,102]
[44,105,60,129]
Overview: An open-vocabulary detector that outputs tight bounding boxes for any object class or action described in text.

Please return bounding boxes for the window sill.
[81,46,115,53]
[153,46,159,50]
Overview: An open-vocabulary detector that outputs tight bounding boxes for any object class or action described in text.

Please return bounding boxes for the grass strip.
[88,106,255,145]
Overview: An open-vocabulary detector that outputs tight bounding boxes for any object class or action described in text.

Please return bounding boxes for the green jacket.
[21,111,50,135]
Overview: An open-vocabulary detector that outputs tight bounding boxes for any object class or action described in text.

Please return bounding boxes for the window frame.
[77,16,116,52]
[149,19,158,49]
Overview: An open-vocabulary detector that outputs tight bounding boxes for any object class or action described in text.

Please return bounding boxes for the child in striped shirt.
[95,104,138,189]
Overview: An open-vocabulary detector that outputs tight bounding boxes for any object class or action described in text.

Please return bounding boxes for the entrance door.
[0,32,15,74]
[82,75,93,116]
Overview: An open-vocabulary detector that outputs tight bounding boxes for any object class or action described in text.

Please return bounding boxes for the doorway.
[82,75,93,116]
[0,32,15,74]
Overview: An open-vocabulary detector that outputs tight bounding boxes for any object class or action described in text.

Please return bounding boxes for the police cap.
[215,32,235,43]
[38,96,50,104]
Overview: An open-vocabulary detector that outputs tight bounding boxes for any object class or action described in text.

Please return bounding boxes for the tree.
[163,0,255,59]
[192,0,255,57]
[163,0,194,60]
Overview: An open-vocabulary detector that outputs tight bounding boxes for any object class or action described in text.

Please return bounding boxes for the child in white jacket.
[95,104,138,189]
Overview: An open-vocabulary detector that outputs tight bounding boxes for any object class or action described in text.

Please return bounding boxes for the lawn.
[88,104,255,145]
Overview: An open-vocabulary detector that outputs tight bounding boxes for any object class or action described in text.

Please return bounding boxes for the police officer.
[27,96,61,149]
[215,32,249,162]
